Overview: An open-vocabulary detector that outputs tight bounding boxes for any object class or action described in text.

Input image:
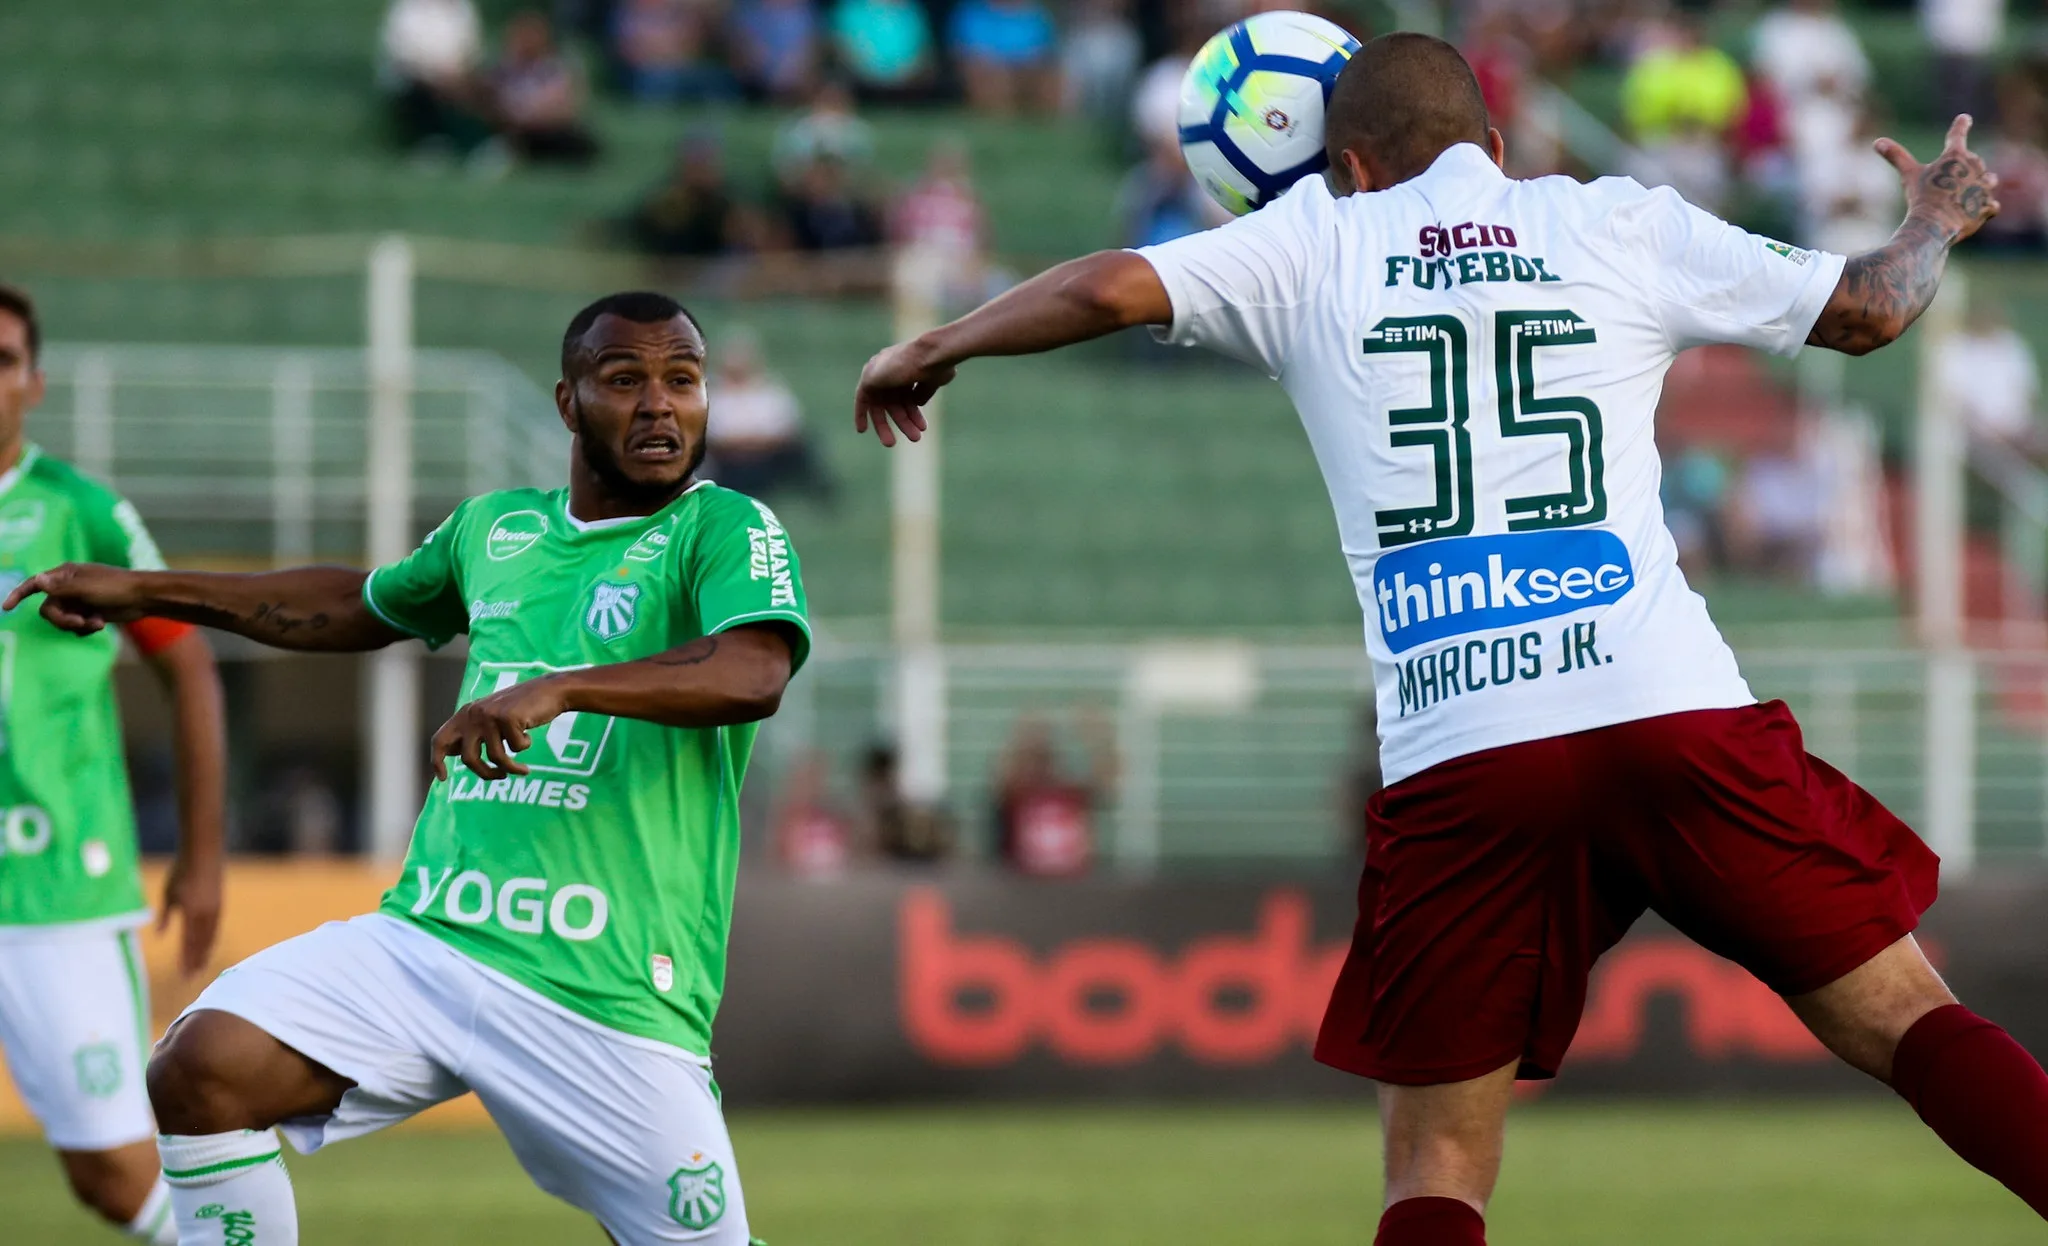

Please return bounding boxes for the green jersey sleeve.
[690,492,812,673]
[78,488,168,571]
[362,504,471,650]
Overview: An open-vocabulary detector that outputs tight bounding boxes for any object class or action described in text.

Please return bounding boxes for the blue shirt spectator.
[949,0,1059,115]
[948,0,1056,68]
[731,0,821,102]
[612,0,732,103]
[832,0,933,92]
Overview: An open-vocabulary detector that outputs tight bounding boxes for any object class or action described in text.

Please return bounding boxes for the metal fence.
[28,342,565,564]
[752,643,2048,873]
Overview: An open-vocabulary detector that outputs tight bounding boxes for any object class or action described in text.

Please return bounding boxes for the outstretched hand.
[853,339,954,448]
[1,563,148,635]
[430,675,570,782]
[1878,114,2001,243]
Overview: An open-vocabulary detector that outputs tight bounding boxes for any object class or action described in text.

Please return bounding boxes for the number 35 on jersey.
[1366,308,1605,549]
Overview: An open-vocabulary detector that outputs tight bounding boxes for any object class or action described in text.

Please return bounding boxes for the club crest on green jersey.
[668,1157,727,1230]
[487,509,549,561]
[585,580,642,642]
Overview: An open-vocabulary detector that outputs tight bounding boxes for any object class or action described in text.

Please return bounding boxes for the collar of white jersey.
[1400,142,1504,191]
[0,443,41,501]
[557,477,713,533]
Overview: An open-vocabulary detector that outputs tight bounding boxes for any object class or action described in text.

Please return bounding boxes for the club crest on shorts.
[668,1156,727,1230]
[584,580,642,642]
[73,1042,121,1098]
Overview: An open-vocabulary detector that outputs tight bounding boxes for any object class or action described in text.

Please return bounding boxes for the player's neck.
[565,472,695,525]
[0,434,22,478]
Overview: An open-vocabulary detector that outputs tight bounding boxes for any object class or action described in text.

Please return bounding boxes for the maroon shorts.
[1313,701,1939,1085]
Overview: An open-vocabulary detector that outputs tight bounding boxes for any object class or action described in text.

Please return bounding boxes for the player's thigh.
[170,915,472,1151]
[0,926,156,1151]
[1316,735,1634,1084]
[467,1002,750,1244]
[1785,933,1956,1080]
[1606,702,1939,998]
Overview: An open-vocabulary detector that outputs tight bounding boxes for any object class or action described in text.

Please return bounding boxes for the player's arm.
[1807,115,2001,357]
[427,624,798,781]
[854,251,1172,446]
[137,628,228,976]
[3,563,406,652]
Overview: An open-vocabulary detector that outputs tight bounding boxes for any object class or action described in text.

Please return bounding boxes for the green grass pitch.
[0,1103,2036,1244]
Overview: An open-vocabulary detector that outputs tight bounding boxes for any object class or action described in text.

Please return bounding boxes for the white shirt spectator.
[1801,138,1901,256]
[1937,324,2040,442]
[382,0,483,82]
[1063,0,1141,117]
[1752,7,1869,109]
[709,375,805,448]
[1922,0,2004,56]
[1130,55,1190,150]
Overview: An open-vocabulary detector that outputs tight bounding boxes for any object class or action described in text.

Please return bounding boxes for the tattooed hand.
[1808,115,2000,356]
[1888,114,2000,244]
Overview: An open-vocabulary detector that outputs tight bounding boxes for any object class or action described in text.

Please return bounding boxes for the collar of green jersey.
[556,477,714,534]
[0,443,41,501]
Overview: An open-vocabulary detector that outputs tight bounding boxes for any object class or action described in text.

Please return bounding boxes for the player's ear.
[1487,127,1506,170]
[1334,148,1372,195]
[553,378,576,433]
[25,366,44,411]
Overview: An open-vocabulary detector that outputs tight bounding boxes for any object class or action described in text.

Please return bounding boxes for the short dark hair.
[0,284,41,364]
[561,291,702,378]
[1325,33,1490,187]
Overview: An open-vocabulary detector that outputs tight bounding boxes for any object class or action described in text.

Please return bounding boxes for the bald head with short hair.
[1325,33,1494,193]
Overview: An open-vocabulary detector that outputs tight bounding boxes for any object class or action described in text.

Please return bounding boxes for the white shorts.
[181,913,751,1246]
[0,922,156,1151]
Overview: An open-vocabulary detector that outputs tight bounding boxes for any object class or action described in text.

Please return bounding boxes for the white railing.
[28,341,564,565]
[752,643,2048,873]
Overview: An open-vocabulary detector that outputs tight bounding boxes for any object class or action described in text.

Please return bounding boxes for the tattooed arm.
[4,564,401,651]
[1808,115,2001,356]
[427,625,798,780]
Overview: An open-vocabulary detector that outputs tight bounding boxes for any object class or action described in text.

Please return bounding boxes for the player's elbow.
[1810,309,1901,357]
[1842,314,1904,356]
[1060,253,1166,330]
[722,678,785,723]
[715,660,790,723]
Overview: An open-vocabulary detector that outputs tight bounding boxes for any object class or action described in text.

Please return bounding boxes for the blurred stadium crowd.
[60,0,2048,870]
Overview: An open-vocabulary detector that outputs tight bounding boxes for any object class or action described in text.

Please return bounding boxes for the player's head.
[0,284,46,453]
[1323,33,1504,196]
[557,292,708,509]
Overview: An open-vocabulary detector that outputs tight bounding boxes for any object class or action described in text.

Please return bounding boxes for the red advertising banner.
[5,864,2042,1133]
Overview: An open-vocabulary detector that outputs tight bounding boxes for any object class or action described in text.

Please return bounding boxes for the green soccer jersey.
[0,444,169,930]
[366,482,811,1055]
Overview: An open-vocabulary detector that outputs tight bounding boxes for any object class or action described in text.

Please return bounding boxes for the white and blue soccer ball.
[1177,11,1360,217]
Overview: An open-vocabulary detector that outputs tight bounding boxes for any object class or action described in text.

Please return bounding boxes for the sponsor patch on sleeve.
[1763,239,1813,266]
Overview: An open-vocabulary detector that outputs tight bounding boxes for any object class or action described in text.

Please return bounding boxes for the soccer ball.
[1177,11,1360,217]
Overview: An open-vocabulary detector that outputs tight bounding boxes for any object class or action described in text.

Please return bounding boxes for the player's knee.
[57,1147,157,1224]
[147,1012,271,1135]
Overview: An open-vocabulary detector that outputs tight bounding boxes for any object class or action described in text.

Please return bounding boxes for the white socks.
[124,1178,177,1245]
[158,1130,298,1245]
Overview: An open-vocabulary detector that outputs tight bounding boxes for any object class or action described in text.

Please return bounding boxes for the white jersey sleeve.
[1132,174,1336,379]
[1616,184,1847,357]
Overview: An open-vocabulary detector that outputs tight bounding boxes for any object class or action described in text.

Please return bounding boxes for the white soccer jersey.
[1136,143,1848,785]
